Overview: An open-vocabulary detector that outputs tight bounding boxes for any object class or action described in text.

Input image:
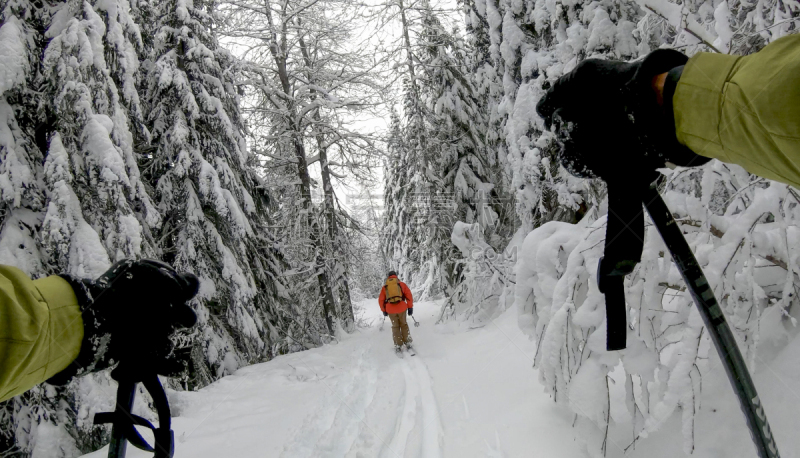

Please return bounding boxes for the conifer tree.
[382,0,510,299]
[40,0,162,275]
[0,0,46,276]
[139,0,286,384]
[382,109,423,280]
[1,0,164,454]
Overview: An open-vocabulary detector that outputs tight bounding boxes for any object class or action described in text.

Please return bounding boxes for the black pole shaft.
[108,381,136,458]
[642,187,780,458]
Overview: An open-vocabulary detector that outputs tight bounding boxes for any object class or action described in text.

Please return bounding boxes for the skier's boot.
[395,346,403,358]
[405,343,416,356]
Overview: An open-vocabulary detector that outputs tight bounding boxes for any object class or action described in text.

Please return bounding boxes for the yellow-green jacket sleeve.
[0,265,83,402]
[673,34,800,187]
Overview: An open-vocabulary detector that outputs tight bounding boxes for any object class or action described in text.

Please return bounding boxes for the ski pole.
[411,316,420,327]
[379,315,385,331]
[97,366,176,458]
[643,185,780,458]
[107,380,136,458]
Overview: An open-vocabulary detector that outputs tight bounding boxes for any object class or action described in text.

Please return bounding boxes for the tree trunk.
[290,134,336,335]
[297,28,355,330]
[398,0,428,170]
[318,143,355,329]
[399,0,418,99]
[267,10,337,336]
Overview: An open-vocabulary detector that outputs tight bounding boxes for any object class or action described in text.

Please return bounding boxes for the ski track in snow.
[280,347,379,458]
[380,352,443,458]
[382,361,418,458]
[277,330,444,458]
[410,357,444,458]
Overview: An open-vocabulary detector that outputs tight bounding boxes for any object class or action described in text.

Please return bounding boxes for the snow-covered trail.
[81,301,584,458]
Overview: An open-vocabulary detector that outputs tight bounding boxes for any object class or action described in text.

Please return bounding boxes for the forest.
[0,0,798,456]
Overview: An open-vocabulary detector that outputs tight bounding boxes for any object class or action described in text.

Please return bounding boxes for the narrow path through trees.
[80,302,583,458]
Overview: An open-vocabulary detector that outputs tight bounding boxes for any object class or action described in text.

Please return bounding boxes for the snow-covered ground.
[81,299,800,458]
[80,300,583,458]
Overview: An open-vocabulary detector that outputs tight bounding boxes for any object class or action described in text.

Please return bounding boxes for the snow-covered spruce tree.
[462,0,633,244]
[380,0,432,290]
[139,0,288,385]
[417,6,519,318]
[41,0,161,274]
[0,2,53,455]
[382,108,425,282]
[382,0,512,302]
[0,0,47,276]
[0,0,167,455]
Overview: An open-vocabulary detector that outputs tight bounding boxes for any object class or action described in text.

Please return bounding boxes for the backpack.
[384,277,405,304]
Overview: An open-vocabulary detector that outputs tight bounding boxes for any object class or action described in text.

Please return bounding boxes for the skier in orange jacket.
[378,271,414,354]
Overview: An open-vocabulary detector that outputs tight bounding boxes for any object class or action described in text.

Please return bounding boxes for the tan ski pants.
[389,312,412,348]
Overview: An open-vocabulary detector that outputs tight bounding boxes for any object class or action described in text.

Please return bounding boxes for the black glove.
[48,260,199,385]
[383,311,389,317]
[535,49,716,276]
[407,308,413,316]
[536,49,709,183]
[536,50,713,351]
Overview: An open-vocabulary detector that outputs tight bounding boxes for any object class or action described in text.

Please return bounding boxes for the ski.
[643,186,780,458]
[405,345,416,356]
[395,348,404,358]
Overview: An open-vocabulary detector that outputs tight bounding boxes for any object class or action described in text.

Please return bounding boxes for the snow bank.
[514,165,800,455]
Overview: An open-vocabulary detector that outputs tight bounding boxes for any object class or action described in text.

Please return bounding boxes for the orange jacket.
[378,276,413,314]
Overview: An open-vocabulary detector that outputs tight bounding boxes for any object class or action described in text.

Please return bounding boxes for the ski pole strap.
[96,373,174,458]
[598,181,646,350]
[597,258,626,350]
